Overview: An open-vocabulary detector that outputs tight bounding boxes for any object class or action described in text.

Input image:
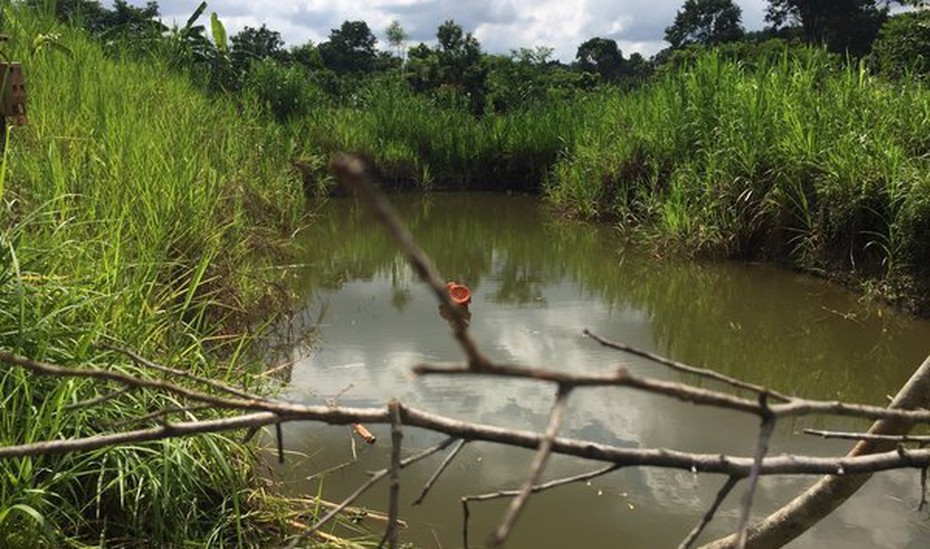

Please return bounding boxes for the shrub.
[871,10,930,80]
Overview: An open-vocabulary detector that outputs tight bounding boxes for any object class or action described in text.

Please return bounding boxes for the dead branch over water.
[0,153,928,548]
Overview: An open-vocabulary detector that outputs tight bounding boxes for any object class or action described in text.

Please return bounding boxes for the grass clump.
[547,46,930,312]
[286,77,588,193]
[0,3,306,546]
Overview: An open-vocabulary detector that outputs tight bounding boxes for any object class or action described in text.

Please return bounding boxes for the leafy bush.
[245,60,331,121]
[871,10,930,80]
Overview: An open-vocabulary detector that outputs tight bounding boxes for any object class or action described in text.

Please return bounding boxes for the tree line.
[30,0,930,120]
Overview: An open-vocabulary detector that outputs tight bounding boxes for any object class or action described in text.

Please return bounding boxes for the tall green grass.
[547,47,930,311]
[284,77,592,192]
[0,3,304,546]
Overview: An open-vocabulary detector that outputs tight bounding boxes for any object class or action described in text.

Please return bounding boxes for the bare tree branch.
[490,384,571,547]
[379,400,403,549]
[735,395,776,548]
[804,428,930,443]
[583,330,791,401]
[413,438,466,506]
[0,411,281,458]
[414,359,930,425]
[286,436,456,549]
[679,476,740,549]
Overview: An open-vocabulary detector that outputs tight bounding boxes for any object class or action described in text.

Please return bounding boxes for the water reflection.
[275,193,930,548]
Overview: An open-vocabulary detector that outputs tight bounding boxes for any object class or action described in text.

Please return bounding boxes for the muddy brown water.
[269,192,930,548]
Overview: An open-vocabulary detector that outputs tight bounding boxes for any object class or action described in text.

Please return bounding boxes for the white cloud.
[150,0,768,62]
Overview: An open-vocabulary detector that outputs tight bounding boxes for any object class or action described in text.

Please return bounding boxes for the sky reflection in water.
[274,193,930,548]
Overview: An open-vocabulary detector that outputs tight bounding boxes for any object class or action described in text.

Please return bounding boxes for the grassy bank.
[284,78,591,193]
[546,48,930,312]
[1,4,304,546]
[283,45,930,313]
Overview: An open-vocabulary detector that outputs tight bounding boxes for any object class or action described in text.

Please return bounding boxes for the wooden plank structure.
[1,62,27,126]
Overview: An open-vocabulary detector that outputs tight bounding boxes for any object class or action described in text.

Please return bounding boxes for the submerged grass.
[0,3,306,546]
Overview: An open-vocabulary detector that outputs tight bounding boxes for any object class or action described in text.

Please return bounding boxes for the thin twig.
[110,404,212,429]
[583,329,791,401]
[489,384,572,547]
[735,395,776,549]
[462,499,471,549]
[289,497,408,527]
[286,436,456,549]
[804,429,930,443]
[920,464,928,511]
[379,401,403,549]
[63,387,134,411]
[287,473,385,549]
[105,344,265,401]
[276,421,285,464]
[413,439,467,506]
[463,463,620,502]
[413,359,930,425]
[678,476,740,549]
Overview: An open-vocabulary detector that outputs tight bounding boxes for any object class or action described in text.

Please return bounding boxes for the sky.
[148,0,770,62]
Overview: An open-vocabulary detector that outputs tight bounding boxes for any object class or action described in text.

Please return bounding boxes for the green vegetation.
[871,9,930,80]
[0,3,303,546]
[547,47,930,311]
[4,0,930,545]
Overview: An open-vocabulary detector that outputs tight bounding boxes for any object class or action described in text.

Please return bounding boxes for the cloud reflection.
[277,193,930,548]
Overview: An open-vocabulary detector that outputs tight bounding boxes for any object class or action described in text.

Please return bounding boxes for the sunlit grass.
[548,47,930,309]
[0,3,305,546]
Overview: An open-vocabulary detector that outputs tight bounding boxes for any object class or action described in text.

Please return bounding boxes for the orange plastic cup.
[446,281,471,307]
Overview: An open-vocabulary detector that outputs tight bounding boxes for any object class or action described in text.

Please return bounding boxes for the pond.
[269,192,930,548]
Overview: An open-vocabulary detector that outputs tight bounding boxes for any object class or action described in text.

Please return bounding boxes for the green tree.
[231,24,289,70]
[574,37,629,82]
[871,10,930,80]
[101,0,163,35]
[434,20,488,112]
[40,0,163,37]
[385,19,408,63]
[318,21,378,73]
[665,0,744,48]
[291,41,325,71]
[765,0,887,55]
[404,21,489,113]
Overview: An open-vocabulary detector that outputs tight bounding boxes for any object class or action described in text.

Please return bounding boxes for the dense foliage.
[871,9,930,80]
[664,0,745,49]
